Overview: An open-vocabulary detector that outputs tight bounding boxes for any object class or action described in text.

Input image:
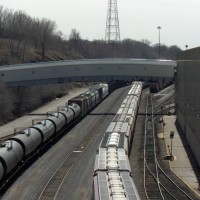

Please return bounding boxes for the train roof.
[100,132,128,151]
[113,113,134,124]
[117,107,136,116]
[120,96,138,109]
[94,148,130,171]
[94,171,140,200]
[68,96,86,101]
[106,122,130,133]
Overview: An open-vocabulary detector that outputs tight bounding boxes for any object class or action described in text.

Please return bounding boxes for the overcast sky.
[1,0,200,49]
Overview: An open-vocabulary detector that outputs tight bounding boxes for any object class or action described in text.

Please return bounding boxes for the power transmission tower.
[105,0,120,42]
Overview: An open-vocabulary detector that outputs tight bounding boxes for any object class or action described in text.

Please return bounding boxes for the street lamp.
[157,26,161,59]
[185,45,188,50]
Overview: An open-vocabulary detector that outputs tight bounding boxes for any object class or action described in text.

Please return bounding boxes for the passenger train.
[93,82,142,200]
[0,83,109,184]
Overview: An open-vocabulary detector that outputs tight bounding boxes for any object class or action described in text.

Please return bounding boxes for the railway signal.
[164,131,175,161]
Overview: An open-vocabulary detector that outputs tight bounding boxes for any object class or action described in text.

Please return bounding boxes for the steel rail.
[144,94,164,199]
[143,91,194,200]
[156,161,193,200]
[37,89,126,200]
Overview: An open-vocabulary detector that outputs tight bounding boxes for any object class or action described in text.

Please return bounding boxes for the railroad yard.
[1,1,200,199]
[0,83,200,200]
[130,86,200,200]
[0,85,131,199]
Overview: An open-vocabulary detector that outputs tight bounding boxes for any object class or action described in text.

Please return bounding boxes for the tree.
[12,11,31,61]
[69,28,81,41]
[69,29,82,50]
[0,6,5,37]
[36,18,56,61]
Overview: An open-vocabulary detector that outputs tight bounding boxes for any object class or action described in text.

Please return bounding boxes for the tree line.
[0,5,181,65]
[71,38,181,60]
[0,5,66,63]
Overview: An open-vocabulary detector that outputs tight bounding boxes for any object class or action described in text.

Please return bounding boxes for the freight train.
[0,83,109,184]
[93,82,142,200]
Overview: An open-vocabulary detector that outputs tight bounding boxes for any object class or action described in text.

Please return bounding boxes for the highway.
[1,86,131,200]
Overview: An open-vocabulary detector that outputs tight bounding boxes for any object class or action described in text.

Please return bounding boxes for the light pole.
[157,26,161,59]
[170,131,175,161]
[185,45,188,50]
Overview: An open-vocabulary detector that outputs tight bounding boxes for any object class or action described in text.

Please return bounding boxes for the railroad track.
[37,89,126,200]
[152,85,175,102]
[144,94,193,200]
[0,113,82,195]
[37,116,105,200]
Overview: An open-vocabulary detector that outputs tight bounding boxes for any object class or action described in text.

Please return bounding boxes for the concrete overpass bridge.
[0,59,176,87]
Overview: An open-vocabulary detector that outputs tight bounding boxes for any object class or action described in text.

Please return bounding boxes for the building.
[176,47,200,167]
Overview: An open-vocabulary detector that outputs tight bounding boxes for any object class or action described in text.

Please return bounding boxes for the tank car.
[9,128,43,156]
[47,113,66,133]
[32,119,55,143]
[67,103,81,119]
[0,162,4,181]
[58,105,79,122]
[0,83,109,184]
[0,140,24,179]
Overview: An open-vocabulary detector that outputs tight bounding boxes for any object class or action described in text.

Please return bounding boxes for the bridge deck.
[0,59,176,86]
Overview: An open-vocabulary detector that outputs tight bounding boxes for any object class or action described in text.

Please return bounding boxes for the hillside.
[0,5,181,66]
[0,38,83,65]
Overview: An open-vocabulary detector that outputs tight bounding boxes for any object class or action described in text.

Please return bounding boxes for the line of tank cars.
[0,83,109,184]
[93,82,142,200]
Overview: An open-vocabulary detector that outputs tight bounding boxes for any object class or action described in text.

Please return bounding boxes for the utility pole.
[105,0,120,42]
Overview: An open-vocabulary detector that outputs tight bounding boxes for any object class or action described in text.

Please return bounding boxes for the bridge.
[0,59,176,87]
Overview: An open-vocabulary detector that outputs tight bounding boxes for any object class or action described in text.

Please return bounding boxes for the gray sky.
[1,0,200,49]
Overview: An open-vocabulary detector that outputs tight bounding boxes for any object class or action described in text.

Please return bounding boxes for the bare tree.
[0,6,5,37]
[69,29,81,41]
[6,11,16,56]
[36,18,56,60]
[68,29,82,50]
[8,11,32,60]
[51,31,66,54]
